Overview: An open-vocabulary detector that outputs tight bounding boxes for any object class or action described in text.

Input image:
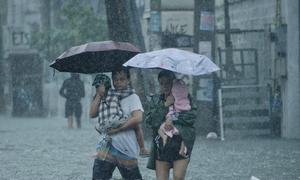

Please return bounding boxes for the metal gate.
[218,48,259,85]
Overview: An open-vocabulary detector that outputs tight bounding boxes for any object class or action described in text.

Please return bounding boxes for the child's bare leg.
[158,128,168,146]
[67,116,73,128]
[134,124,150,156]
[179,141,188,157]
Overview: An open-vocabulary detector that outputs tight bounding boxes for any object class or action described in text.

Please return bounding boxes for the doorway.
[10,53,43,116]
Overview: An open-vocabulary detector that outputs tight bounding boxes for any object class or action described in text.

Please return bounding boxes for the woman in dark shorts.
[146,70,196,180]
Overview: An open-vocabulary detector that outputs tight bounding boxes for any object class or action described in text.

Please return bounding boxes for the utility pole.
[194,0,217,134]
[0,0,7,113]
[194,0,215,57]
[193,0,215,97]
[105,0,145,51]
[224,0,235,78]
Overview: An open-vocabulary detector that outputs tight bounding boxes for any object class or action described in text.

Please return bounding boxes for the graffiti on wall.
[161,11,194,48]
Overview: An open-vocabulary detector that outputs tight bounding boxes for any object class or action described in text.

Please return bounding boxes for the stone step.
[224,128,271,138]
[223,109,269,117]
[223,104,268,111]
[224,120,270,130]
[224,116,270,124]
[221,90,267,99]
[222,97,267,106]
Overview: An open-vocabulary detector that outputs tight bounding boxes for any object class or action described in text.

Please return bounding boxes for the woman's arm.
[89,94,101,118]
[90,85,106,118]
[145,95,171,130]
[107,110,143,135]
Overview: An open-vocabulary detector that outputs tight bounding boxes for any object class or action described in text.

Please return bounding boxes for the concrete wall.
[282,0,300,139]
[215,0,300,138]
[215,0,277,29]
[215,0,277,85]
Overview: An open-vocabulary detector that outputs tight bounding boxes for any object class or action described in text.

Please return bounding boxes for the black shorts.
[65,101,82,118]
[155,135,189,163]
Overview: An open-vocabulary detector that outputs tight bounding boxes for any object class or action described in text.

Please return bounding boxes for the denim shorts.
[93,145,142,180]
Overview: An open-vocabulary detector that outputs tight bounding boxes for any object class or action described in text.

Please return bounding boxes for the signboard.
[12,31,30,46]
[150,11,161,32]
[200,11,214,31]
[3,26,32,58]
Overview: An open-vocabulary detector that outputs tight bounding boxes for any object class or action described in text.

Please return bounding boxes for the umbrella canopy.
[123,48,220,76]
[50,41,141,74]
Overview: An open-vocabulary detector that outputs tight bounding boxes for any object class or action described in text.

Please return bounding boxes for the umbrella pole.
[218,88,225,141]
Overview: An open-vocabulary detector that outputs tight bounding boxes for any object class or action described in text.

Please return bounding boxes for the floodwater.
[0,115,299,180]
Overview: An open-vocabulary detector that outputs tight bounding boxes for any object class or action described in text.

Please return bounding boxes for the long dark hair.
[158,70,175,81]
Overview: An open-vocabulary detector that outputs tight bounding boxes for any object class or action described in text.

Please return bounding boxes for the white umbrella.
[123,48,220,75]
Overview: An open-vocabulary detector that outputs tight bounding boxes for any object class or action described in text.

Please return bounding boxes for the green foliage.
[31,0,108,61]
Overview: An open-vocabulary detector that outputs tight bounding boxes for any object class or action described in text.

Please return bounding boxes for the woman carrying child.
[90,67,148,180]
[146,70,196,180]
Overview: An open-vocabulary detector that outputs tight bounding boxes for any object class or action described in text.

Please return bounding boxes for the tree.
[105,0,146,103]
[31,0,108,61]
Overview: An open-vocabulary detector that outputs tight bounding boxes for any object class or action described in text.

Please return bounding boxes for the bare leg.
[134,124,149,156]
[173,159,189,180]
[67,116,73,128]
[156,160,170,180]
[76,117,81,128]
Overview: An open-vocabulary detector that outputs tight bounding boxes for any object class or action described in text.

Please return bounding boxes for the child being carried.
[158,79,191,157]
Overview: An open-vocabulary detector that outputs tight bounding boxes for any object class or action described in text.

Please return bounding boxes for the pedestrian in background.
[59,73,85,128]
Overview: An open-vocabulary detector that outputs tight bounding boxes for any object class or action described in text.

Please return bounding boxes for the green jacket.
[145,94,196,170]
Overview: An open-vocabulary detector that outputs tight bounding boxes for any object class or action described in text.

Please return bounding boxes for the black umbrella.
[49,41,141,73]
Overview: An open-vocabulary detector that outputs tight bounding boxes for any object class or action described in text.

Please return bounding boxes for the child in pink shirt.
[158,79,191,157]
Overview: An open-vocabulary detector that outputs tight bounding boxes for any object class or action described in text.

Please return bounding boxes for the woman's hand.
[164,118,174,131]
[89,86,105,118]
[165,94,175,107]
[96,84,106,97]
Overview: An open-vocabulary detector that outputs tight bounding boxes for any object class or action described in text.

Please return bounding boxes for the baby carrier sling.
[95,88,134,134]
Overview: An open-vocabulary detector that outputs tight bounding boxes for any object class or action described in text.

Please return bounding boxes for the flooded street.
[1,116,299,180]
[1,0,300,179]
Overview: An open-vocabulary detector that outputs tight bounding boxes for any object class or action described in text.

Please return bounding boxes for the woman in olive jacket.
[146,70,196,180]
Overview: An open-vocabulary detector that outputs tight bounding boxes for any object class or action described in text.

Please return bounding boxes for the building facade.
[214,0,300,138]
[0,0,106,118]
[142,0,300,138]
[142,0,218,135]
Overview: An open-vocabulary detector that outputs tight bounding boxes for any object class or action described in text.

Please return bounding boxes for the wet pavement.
[0,115,300,180]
